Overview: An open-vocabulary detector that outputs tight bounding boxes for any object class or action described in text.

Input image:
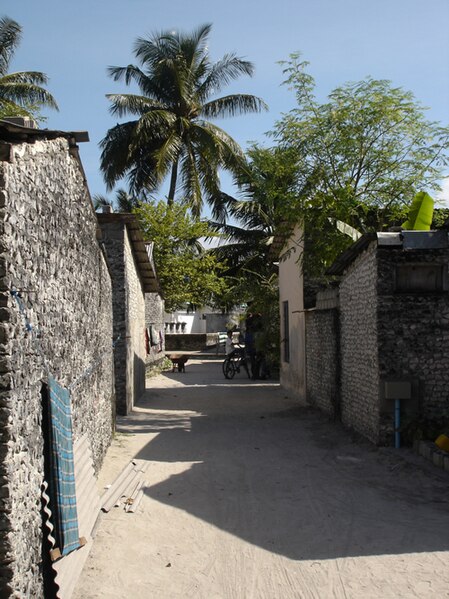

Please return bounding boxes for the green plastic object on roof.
[402,191,434,231]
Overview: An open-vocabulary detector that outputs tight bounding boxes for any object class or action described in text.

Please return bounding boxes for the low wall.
[305,308,339,418]
[165,333,217,351]
[339,243,380,444]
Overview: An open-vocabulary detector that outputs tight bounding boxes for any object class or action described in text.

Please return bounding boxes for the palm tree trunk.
[168,158,179,206]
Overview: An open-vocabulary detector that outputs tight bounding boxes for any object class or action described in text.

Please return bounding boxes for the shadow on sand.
[120,360,449,562]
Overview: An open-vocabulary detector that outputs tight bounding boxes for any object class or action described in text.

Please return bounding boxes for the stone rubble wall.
[377,246,449,444]
[0,138,114,598]
[99,221,147,415]
[339,243,380,443]
[145,292,165,364]
[124,229,146,412]
[96,221,127,415]
[305,308,339,418]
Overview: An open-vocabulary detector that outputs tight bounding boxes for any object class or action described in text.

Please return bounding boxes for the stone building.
[97,212,158,415]
[305,231,449,444]
[0,120,115,597]
[304,287,340,418]
[278,226,449,446]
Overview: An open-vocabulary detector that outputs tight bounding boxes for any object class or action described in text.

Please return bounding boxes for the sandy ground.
[73,359,449,599]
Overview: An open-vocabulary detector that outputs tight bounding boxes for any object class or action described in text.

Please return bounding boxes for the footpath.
[74,358,449,599]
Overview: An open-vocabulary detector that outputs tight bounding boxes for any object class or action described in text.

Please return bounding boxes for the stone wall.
[339,243,380,443]
[377,245,449,444]
[145,292,165,364]
[305,308,339,418]
[99,220,147,415]
[165,333,214,352]
[124,229,146,410]
[0,137,114,597]
[205,313,229,333]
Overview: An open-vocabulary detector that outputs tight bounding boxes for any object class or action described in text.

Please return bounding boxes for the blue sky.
[3,0,449,206]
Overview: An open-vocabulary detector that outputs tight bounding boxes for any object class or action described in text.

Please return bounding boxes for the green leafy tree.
[209,145,300,277]
[100,23,267,217]
[0,16,58,120]
[135,201,227,311]
[272,54,449,277]
[207,145,301,368]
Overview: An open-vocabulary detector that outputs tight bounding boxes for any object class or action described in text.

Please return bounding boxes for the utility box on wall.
[380,379,419,419]
[384,381,412,400]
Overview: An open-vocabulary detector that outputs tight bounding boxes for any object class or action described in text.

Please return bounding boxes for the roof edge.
[97,212,159,293]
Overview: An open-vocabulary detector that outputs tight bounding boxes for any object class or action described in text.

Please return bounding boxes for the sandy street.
[73,358,449,599]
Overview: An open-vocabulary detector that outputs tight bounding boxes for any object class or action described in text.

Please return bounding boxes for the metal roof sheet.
[0,118,89,145]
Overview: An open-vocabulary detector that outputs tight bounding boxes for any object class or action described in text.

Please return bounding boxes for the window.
[283,300,290,363]
[395,264,447,293]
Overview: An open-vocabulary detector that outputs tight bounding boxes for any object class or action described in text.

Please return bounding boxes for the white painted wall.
[278,225,306,400]
[163,309,202,333]
[164,306,245,334]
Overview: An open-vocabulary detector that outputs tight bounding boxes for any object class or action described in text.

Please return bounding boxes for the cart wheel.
[223,359,236,379]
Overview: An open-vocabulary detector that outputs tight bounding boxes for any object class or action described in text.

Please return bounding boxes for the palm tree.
[208,145,302,275]
[0,16,58,120]
[100,23,267,217]
[92,188,144,212]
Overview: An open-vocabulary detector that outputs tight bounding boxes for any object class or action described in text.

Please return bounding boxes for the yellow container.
[435,434,449,453]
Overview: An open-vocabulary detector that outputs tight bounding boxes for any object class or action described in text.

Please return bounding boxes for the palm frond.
[107,64,145,85]
[201,94,268,119]
[92,194,113,210]
[100,120,139,188]
[0,97,31,117]
[0,80,58,109]
[0,71,49,85]
[177,23,212,71]
[192,120,245,164]
[132,109,177,144]
[0,17,21,76]
[115,188,142,212]
[0,18,58,115]
[197,54,255,99]
[208,220,268,243]
[106,93,165,117]
[152,129,183,177]
[134,34,179,71]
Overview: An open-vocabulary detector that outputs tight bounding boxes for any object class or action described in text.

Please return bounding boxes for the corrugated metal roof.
[0,118,89,145]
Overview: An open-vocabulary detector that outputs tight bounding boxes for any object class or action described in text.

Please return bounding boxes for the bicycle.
[222,346,251,379]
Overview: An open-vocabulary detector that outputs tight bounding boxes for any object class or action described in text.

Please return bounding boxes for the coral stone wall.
[97,221,127,414]
[339,243,380,443]
[305,308,339,418]
[0,138,114,597]
[377,246,449,443]
[145,292,165,364]
[99,221,147,415]
[124,230,146,410]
